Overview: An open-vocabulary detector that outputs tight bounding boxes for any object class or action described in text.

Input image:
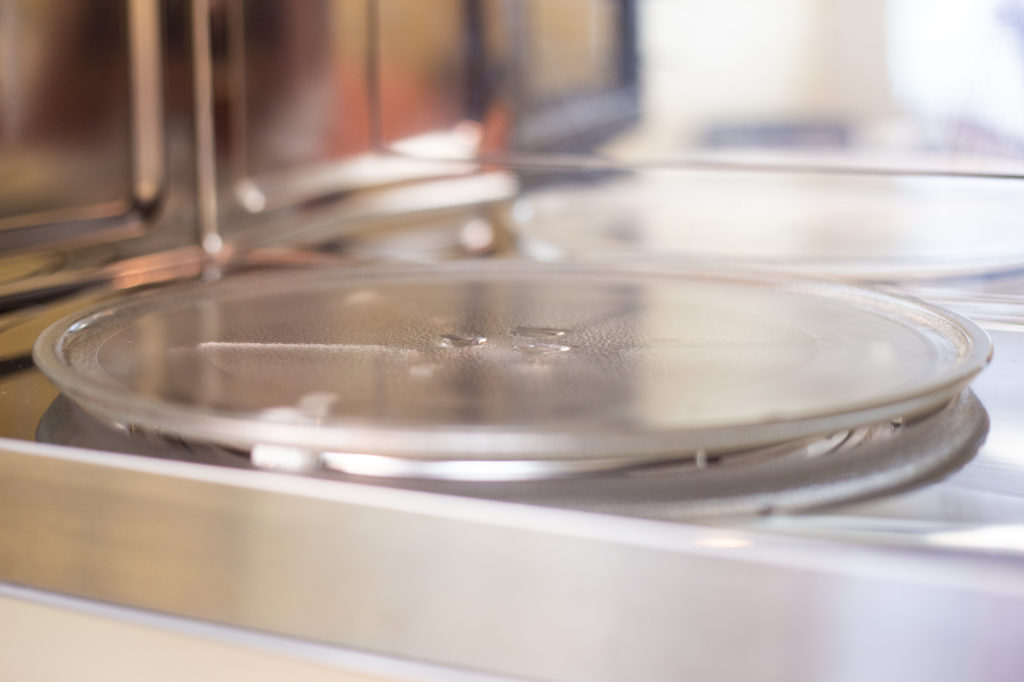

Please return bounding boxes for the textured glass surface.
[35,263,990,461]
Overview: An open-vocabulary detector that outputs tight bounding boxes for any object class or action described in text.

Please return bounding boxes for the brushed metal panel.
[2,441,1024,681]
[0,584,518,682]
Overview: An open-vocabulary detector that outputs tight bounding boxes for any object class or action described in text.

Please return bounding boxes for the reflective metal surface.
[12,0,1024,261]
[3,436,1024,682]
[388,0,1024,177]
[224,0,375,209]
[34,388,990,518]
[0,0,163,251]
[212,0,491,242]
[0,584,513,682]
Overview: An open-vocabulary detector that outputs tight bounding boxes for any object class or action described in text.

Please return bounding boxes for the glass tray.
[33,261,991,471]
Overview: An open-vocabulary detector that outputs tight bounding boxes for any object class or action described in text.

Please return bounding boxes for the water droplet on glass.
[511,326,567,338]
[440,333,487,348]
[514,342,572,356]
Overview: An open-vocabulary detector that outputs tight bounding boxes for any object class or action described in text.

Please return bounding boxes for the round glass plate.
[33,261,991,467]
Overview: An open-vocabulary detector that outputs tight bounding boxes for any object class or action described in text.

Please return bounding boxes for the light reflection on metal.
[927,525,1024,554]
[694,536,754,550]
[192,0,221,254]
[251,443,320,473]
[128,0,165,208]
[0,0,151,250]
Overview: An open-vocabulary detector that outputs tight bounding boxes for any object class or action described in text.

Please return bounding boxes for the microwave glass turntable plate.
[33,261,991,483]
